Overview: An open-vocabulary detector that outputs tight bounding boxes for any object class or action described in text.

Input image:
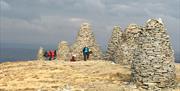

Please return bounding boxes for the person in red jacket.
[48,50,52,60]
[51,50,55,60]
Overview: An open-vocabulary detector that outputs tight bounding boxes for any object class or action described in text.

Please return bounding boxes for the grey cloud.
[0,0,179,54]
[0,0,11,10]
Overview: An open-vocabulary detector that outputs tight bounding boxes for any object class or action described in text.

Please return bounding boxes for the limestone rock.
[131,19,176,90]
[57,41,70,61]
[37,47,45,60]
[71,23,102,61]
[105,26,122,61]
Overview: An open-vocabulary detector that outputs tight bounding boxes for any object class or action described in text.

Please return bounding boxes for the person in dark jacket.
[44,51,48,60]
[54,50,57,60]
[83,46,89,61]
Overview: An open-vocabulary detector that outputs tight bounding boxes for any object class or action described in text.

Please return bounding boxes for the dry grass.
[175,63,180,82]
[0,60,179,91]
[0,60,131,91]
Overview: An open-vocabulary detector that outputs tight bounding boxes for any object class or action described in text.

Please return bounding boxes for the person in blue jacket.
[83,46,89,61]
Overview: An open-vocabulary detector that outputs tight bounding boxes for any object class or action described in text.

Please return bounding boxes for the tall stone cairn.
[37,47,45,60]
[123,24,142,65]
[57,41,70,61]
[113,24,142,65]
[113,32,126,64]
[105,26,122,61]
[71,23,102,61]
[131,19,176,90]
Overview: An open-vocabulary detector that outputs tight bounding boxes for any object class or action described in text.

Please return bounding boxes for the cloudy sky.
[0,0,180,54]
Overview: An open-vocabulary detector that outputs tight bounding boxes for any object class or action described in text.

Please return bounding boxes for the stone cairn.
[131,19,176,90]
[113,32,127,64]
[123,24,142,65]
[71,23,102,61]
[113,24,142,65]
[105,26,122,61]
[37,47,45,60]
[57,41,70,61]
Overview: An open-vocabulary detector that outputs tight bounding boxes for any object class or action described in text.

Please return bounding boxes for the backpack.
[84,47,89,53]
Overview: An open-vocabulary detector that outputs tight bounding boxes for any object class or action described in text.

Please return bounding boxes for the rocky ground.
[0,60,179,91]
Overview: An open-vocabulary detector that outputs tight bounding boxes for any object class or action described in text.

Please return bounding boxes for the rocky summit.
[34,19,179,90]
[0,60,179,91]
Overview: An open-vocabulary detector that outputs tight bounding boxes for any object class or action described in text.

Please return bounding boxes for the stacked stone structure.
[35,18,176,90]
[113,24,142,65]
[57,41,70,61]
[71,23,102,61]
[113,37,127,64]
[105,26,122,61]
[123,24,142,64]
[37,47,45,60]
[131,19,176,90]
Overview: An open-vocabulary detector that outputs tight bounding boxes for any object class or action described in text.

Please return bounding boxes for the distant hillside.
[0,47,36,62]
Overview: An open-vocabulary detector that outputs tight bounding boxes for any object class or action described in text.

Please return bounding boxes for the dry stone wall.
[71,23,102,61]
[57,41,70,61]
[131,19,176,90]
[105,26,122,61]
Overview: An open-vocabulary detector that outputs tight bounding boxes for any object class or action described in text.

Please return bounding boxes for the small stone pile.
[131,19,176,90]
[105,26,122,61]
[57,41,70,61]
[37,47,45,60]
[71,23,102,61]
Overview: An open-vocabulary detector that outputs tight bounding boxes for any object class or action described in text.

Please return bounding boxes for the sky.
[0,0,180,55]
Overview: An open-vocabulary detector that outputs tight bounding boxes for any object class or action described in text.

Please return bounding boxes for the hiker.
[70,54,76,62]
[83,46,89,61]
[51,50,55,60]
[88,49,93,59]
[48,50,52,60]
[54,50,57,60]
[43,50,48,60]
